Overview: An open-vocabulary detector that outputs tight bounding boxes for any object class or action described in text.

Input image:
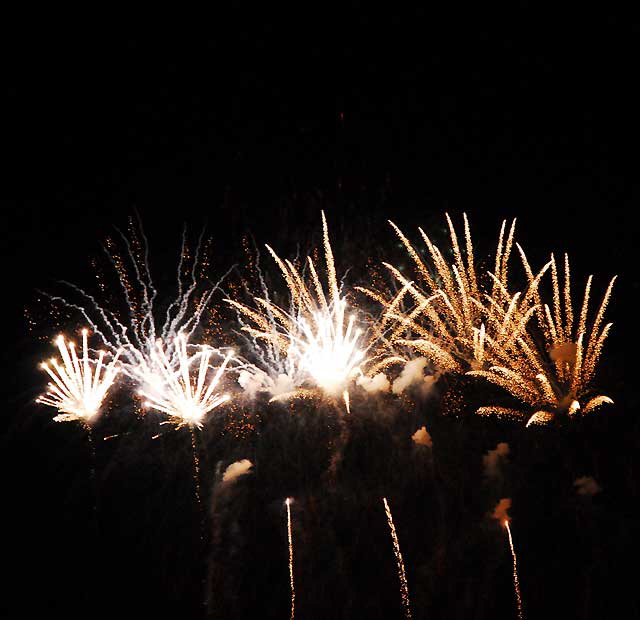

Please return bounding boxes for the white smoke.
[391,358,438,396]
[574,476,602,496]
[411,426,432,447]
[356,372,390,393]
[238,369,295,399]
[222,459,253,483]
[483,442,509,479]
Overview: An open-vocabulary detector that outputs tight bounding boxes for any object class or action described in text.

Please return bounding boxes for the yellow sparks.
[505,520,524,620]
[136,334,232,428]
[37,329,121,423]
[383,497,412,619]
[286,498,295,620]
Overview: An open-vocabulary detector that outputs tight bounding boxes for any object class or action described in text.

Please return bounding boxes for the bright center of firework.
[137,336,232,428]
[290,300,365,394]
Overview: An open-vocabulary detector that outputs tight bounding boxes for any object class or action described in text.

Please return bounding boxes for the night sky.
[2,11,639,620]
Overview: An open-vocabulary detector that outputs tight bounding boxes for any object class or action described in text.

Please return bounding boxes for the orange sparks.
[383,497,412,619]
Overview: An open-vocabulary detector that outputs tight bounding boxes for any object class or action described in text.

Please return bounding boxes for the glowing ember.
[37,329,120,423]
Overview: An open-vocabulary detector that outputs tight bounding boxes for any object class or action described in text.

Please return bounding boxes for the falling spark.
[286,497,295,620]
[37,329,121,423]
[227,212,385,411]
[505,520,524,620]
[137,335,232,428]
[383,497,412,619]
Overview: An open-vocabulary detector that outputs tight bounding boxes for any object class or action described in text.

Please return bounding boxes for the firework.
[505,520,524,620]
[286,498,295,620]
[227,212,385,411]
[358,215,549,378]
[37,329,121,423]
[43,217,237,425]
[136,335,232,428]
[383,497,412,619]
[469,254,616,425]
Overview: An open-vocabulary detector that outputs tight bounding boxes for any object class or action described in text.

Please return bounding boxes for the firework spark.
[505,520,524,620]
[136,335,232,428]
[286,498,296,620]
[358,214,549,378]
[383,497,412,619]
[43,217,237,426]
[227,212,381,411]
[37,329,121,423]
[469,254,616,425]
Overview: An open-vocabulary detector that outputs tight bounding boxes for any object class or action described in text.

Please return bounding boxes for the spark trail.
[383,497,412,619]
[505,520,524,620]
[286,498,295,620]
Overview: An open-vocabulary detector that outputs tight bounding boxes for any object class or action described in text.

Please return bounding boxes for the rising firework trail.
[285,498,295,620]
[505,520,524,620]
[37,329,121,423]
[383,497,412,619]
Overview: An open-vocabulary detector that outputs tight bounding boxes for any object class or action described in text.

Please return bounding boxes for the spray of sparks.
[361,214,616,426]
[37,329,121,423]
[44,217,236,429]
[383,497,412,619]
[505,520,524,620]
[137,335,232,428]
[227,212,375,412]
[285,498,296,620]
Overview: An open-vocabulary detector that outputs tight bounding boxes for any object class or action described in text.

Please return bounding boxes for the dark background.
[1,9,638,619]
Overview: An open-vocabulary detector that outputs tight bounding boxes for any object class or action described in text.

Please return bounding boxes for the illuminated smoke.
[383,497,412,619]
[356,372,390,393]
[491,497,512,522]
[37,329,121,423]
[574,476,601,496]
[411,426,432,448]
[222,459,253,483]
[483,442,509,479]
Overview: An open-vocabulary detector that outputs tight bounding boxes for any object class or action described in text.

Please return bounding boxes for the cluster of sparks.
[32,212,618,616]
[227,212,373,413]
[361,214,616,426]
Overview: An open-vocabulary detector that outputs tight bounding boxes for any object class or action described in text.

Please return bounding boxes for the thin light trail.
[286,498,295,620]
[383,497,412,619]
[505,520,524,620]
[190,427,205,542]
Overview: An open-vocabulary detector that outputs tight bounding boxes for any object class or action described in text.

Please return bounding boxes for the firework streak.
[383,497,412,619]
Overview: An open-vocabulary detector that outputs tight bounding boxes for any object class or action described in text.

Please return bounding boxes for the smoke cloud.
[549,341,577,363]
[222,459,253,483]
[356,372,391,393]
[574,476,602,496]
[491,497,511,521]
[391,358,439,396]
[411,426,432,447]
[483,442,509,479]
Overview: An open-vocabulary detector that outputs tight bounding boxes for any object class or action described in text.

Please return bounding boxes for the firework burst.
[227,212,388,411]
[37,329,120,423]
[469,253,616,426]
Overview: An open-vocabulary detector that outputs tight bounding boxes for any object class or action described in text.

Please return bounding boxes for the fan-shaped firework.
[359,214,549,375]
[227,212,392,411]
[469,253,616,426]
[37,329,121,423]
[43,217,237,424]
[136,335,232,428]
